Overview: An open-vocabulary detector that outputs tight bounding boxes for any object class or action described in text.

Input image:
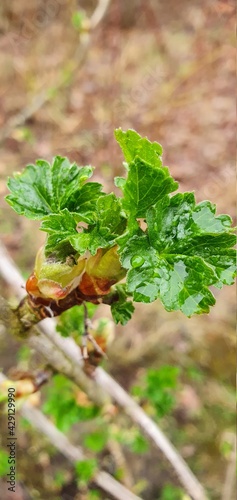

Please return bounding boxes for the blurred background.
[0,1,235,499]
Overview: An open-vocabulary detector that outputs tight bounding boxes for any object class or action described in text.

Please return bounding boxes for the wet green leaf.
[69,194,126,255]
[119,193,236,316]
[6,157,95,219]
[115,128,163,167]
[116,157,178,218]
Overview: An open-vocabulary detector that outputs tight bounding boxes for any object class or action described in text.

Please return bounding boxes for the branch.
[221,433,236,500]
[0,373,141,500]
[0,0,112,144]
[0,295,108,407]
[0,241,208,500]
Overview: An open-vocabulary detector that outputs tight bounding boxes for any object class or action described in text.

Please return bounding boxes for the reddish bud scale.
[24,246,125,321]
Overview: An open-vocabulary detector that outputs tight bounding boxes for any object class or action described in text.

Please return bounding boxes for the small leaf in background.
[69,193,126,256]
[53,470,69,488]
[83,429,108,453]
[110,284,135,325]
[71,10,86,30]
[56,304,97,339]
[75,459,98,485]
[132,366,180,419]
[128,431,149,454]
[160,484,185,500]
[43,375,99,432]
[111,424,149,453]
[88,490,102,500]
[0,449,9,477]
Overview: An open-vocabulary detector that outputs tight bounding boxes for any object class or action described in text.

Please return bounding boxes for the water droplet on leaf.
[131,255,145,268]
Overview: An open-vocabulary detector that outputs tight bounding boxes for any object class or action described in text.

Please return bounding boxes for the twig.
[90,0,112,29]
[0,240,208,500]
[0,372,141,500]
[0,0,112,144]
[221,434,236,500]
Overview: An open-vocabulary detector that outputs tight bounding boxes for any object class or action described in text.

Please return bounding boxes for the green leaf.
[70,194,126,255]
[75,459,98,484]
[56,304,97,339]
[115,128,163,167]
[5,157,95,219]
[128,432,149,454]
[67,182,105,222]
[0,449,9,477]
[111,300,135,325]
[96,193,125,235]
[116,157,178,218]
[43,374,99,432]
[160,484,184,500]
[41,209,78,256]
[118,193,236,316]
[83,430,108,453]
[132,366,180,419]
[110,284,135,325]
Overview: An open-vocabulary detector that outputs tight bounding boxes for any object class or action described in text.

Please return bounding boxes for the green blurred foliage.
[83,429,108,453]
[75,458,98,486]
[160,484,185,500]
[56,304,98,339]
[132,365,180,418]
[42,374,99,432]
[0,448,9,477]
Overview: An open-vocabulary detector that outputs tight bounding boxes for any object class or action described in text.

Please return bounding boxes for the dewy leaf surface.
[114,129,178,219]
[118,193,236,316]
[6,157,96,219]
[117,157,178,218]
[115,128,163,167]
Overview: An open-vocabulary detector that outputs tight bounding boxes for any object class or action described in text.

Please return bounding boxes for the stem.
[0,241,208,499]
[0,372,141,500]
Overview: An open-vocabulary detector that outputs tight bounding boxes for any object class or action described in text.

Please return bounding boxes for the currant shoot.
[5,129,236,325]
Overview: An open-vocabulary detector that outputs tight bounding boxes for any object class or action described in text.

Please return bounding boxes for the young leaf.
[110,285,135,325]
[41,209,78,256]
[115,129,178,219]
[118,193,236,316]
[66,182,105,222]
[75,459,98,485]
[69,194,126,255]
[115,128,163,167]
[83,430,108,453]
[119,157,178,218]
[6,157,96,219]
[56,304,98,338]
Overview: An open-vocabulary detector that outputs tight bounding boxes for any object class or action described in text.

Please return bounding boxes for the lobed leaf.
[69,193,126,255]
[110,284,135,325]
[114,128,163,167]
[6,156,98,219]
[118,193,236,316]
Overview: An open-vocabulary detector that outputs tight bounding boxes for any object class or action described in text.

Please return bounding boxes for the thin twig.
[221,434,236,500]
[0,372,141,500]
[0,240,208,500]
[0,0,112,144]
